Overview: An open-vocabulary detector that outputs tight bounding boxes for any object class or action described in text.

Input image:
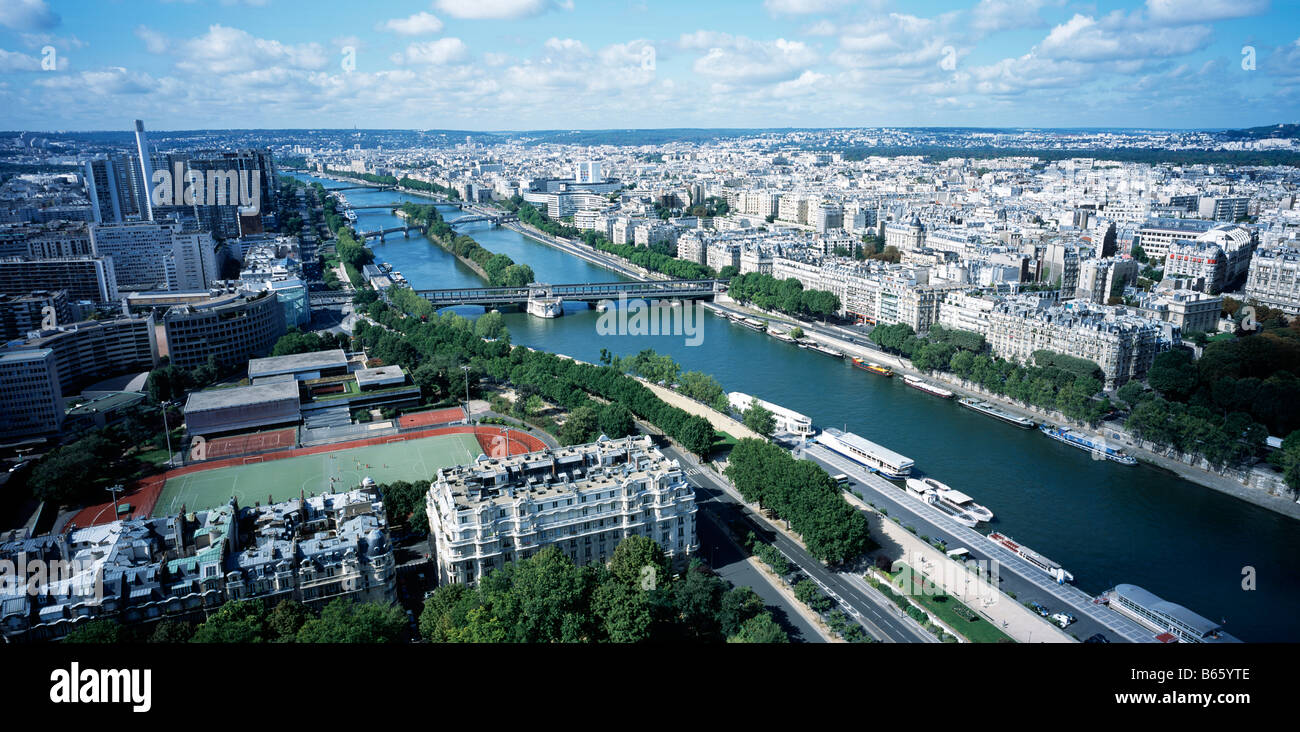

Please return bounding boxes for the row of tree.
[400,203,535,288]
[62,598,407,644]
[726,272,841,319]
[354,305,718,456]
[419,538,787,643]
[724,438,875,565]
[871,323,1112,424]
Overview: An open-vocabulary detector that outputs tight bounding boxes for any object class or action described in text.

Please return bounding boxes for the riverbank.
[709,296,1300,521]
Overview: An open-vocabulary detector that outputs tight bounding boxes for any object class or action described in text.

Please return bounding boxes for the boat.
[813,427,913,479]
[768,329,797,343]
[1097,584,1241,643]
[987,532,1074,583]
[728,392,813,437]
[851,357,892,376]
[902,374,954,399]
[737,317,767,332]
[1038,424,1137,465]
[805,343,843,358]
[957,397,1036,428]
[904,477,994,526]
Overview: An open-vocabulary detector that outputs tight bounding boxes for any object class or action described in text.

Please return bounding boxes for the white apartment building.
[1244,244,1300,314]
[948,295,1170,388]
[427,435,697,585]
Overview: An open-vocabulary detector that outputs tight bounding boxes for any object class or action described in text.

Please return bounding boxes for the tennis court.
[152,431,484,516]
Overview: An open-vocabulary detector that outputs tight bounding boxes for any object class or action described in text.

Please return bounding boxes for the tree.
[718,586,765,637]
[727,612,788,643]
[610,536,670,588]
[475,310,508,340]
[672,562,726,641]
[63,619,123,643]
[1148,350,1199,401]
[678,415,717,458]
[592,581,654,643]
[743,398,776,439]
[295,599,407,643]
[597,402,635,438]
[148,620,194,643]
[191,600,268,643]
[267,599,310,641]
[559,404,599,445]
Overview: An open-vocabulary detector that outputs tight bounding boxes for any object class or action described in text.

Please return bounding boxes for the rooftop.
[185,379,300,412]
[247,348,348,379]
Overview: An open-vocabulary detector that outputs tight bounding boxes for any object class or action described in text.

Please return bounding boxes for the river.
[295,172,1300,642]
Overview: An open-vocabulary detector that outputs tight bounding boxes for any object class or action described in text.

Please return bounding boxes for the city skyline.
[1,0,1299,131]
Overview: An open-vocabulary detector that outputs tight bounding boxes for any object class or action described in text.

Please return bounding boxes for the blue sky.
[1,0,1298,131]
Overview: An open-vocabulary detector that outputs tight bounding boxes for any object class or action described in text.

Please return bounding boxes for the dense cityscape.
[0,0,1294,711]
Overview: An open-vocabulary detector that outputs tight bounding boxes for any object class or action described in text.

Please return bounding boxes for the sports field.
[152,432,484,516]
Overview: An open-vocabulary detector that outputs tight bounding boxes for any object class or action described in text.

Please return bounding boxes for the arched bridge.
[411,279,726,317]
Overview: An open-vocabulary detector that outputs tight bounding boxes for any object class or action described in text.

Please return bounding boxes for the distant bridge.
[412,279,726,317]
[450,213,517,226]
[324,184,394,192]
[349,201,464,211]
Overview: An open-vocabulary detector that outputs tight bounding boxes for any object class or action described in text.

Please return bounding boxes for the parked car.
[1084,632,1110,643]
[1050,612,1076,628]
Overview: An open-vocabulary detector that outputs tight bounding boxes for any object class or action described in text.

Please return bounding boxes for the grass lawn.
[710,430,738,456]
[892,563,1015,643]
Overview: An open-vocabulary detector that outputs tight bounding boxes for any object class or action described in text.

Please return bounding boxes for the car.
[1084,633,1110,643]
[1050,612,1076,628]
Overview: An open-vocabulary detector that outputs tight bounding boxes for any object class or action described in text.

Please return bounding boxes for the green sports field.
[152,433,484,516]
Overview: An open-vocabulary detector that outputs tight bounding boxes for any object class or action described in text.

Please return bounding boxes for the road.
[660,444,936,643]
[800,442,1156,643]
[694,509,825,643]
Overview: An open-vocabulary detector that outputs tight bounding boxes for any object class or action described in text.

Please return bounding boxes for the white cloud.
[177,25,329,74]
[434,0,550,20]
[0,0,58,31]
[0,47,41,71]
[135,26,169,54]
[1146,0,1270,25]
[379,11,444,36]
[1039,13,1211,61]
[392,38,469,66]
[692,37,817,82]
[35,67,154,95]
[763,0,852,14]
[970,0,1049,34]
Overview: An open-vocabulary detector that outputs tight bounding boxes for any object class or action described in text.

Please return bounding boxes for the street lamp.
[460,365,471,419]
[159,400,176,467]
[107,483,123,519]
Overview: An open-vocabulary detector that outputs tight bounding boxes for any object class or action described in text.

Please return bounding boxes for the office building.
[162,290,285,371]
[0,349,63,441]
[5,314,159,395]
[0,256,117,302]
[90,220,218,292]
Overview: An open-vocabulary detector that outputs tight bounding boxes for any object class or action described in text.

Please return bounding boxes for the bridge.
[360,224,427,241]
[324,184,394,192]
[348,201,464,211]
[412,279,726,318]
[309,291,355,305]
[450,212,517,226]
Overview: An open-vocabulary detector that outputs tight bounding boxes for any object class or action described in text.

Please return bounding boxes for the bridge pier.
[526,283,563,318]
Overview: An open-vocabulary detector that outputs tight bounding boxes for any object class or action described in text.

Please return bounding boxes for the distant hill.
[1220,123,1300,140]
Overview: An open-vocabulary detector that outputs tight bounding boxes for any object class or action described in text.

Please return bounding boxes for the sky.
[0,0,1298,132]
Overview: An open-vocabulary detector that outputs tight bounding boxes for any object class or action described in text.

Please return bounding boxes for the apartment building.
[0,348,63,441]
[1244,244,1300,315]
[427,434,697,586]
